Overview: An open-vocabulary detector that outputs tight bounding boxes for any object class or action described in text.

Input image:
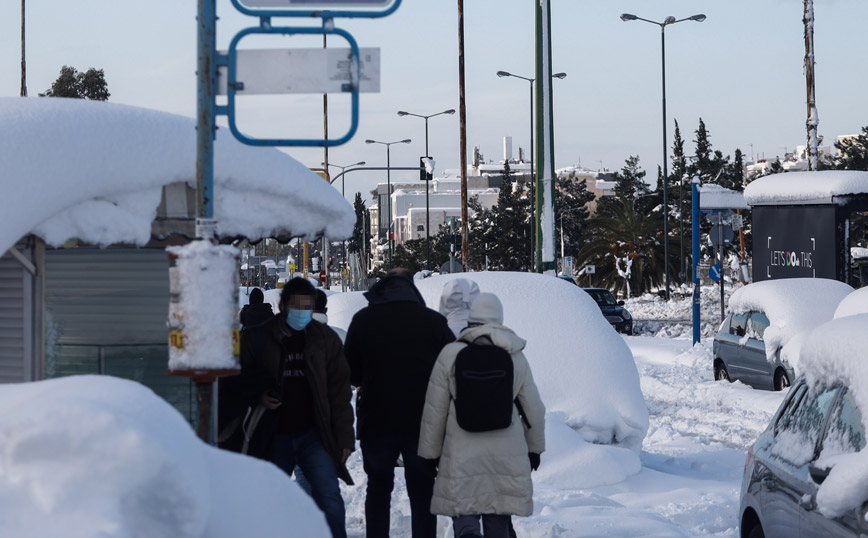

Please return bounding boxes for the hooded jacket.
[438,278,480,338]
[344,275,455,439]
[418,293,546,517]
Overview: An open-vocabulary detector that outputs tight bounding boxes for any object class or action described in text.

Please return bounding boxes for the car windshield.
[587,290,617,306]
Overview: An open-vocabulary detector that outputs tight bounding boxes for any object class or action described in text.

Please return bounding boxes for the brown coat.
[238,316,356,485]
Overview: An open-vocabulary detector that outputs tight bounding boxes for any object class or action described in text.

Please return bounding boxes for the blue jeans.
[361,433,437,538]
[271,431,346,538]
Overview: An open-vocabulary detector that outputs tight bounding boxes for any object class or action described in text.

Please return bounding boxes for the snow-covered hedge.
[329,271,649,489]
[0,376,328,538]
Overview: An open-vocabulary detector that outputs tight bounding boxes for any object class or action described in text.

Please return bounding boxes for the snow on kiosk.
[0,98,354,423]
[744,170,868,286]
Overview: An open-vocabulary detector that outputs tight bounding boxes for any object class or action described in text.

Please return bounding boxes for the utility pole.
[535,0,557,274]
[804,0,819,171]
[20,0,26,96]
[457,0,469,269]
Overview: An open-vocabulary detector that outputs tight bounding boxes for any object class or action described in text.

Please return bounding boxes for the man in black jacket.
[235,278,355,538]
[344,268,455,538]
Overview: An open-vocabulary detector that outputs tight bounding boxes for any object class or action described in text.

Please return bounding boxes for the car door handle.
[761,477,777,491]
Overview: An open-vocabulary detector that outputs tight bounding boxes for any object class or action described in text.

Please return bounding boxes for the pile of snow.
[328,271,650,489]
[800,314,868,518]
[168,241,240,371]
[834,286,868,319]
[0,97,354,256]
[727,278,852,372]
[744,170,868,206]
[0,375,327,538]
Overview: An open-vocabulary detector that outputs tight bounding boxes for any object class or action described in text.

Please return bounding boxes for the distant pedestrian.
[438,278,480,338]
[239,287,274,329]
[344,267,455,538]
[418,293,546,538]
[236,277,355,538]
[314,289,347,343]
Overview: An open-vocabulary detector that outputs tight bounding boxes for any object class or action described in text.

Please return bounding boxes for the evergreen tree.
[347,192,371,255]
[555,172,595,270]
[41,66,110,100]
[835,127,868,171]
[670,119,687,187]
[480,162,532,271]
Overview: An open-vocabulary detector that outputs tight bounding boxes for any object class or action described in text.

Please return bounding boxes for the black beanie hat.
[249,288,264,305]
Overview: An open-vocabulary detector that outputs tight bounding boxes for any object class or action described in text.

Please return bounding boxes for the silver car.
[713,311,794,391]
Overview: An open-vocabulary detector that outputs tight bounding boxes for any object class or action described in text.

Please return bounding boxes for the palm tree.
[576,195,680,297]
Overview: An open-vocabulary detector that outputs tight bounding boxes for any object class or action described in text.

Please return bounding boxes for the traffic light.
[328,257,333,268]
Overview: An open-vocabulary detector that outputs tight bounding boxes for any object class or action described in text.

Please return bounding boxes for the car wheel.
[746,523,765,538]
[774,369,791,391]
[714,362,731,383]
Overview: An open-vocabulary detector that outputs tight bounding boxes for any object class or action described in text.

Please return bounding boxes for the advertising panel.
[752,205,840,281]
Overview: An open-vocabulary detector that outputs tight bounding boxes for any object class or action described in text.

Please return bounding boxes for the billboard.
[752,205,841,282]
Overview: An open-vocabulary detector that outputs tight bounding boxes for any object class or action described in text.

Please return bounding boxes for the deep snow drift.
[0,376,328,538]
[0,97,354,256]
[327,271,650,490]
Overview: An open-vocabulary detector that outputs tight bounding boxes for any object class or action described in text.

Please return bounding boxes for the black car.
[582,288,633,335]
[740,378,867,538]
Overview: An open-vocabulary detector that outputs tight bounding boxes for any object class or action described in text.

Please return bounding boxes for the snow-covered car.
[834,285,868,319]
[740,314,868,538]
[582,288,633,335]
[713,278,852,391]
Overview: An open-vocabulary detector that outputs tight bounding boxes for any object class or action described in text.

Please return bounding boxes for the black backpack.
[453,336,531,433]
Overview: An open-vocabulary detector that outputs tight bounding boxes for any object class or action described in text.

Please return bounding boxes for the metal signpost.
[187,0,399,445]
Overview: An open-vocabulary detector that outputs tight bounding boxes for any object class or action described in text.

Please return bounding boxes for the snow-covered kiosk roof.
[0,97,353,255]
[744,170,868,207]
[698,184,749,210]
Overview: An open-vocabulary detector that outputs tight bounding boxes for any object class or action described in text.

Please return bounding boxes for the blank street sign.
[218,48,380,95]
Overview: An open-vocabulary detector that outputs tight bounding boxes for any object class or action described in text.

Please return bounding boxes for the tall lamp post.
[496,70,566,271]
[397,108,455,271]
[365,138,412,270]
[620,12,705,300]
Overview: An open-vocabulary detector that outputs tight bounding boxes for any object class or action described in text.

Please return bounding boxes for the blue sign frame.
[230,0,401,19]
[220,22,361,147]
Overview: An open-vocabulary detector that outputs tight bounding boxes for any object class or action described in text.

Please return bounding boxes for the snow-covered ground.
[333,334,786,537]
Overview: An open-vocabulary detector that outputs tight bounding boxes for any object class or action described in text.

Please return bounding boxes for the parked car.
[582,288,633,335]
[740,314,868,538]
[713,278,852,391]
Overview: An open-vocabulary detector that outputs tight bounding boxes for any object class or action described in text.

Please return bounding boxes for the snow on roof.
[744,170,868,206]
[328,271,650,489]
[698,184,750,210]
[728,278,853,371]
[799,314,868,518]
[0,97,353,255]
[0,375,328,537]
[834,286,868,319]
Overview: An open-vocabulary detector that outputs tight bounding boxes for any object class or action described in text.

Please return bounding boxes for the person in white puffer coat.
[418,293,546,538]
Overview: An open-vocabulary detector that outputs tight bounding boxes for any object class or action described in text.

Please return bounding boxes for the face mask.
[286,309,313,331]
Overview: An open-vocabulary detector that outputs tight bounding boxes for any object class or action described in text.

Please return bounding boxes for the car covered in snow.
[582,288,633,335]
[713,278,852,391]
[740,313,868,538]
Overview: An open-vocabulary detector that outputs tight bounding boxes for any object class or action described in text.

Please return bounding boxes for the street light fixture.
[620,12,706,300]
[497,70,566,271]
[365,138,412,270]
[396,108,455,271]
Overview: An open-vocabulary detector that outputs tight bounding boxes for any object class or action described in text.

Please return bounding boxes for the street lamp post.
[365,139,412,270]
[497,70,566,271]
[620,12,705,300]
[397,108,455,271]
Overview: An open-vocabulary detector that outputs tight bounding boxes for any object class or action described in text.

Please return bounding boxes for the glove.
[528,452,540,471]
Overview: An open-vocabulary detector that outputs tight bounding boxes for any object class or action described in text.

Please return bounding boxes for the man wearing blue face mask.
[236,277,355,538]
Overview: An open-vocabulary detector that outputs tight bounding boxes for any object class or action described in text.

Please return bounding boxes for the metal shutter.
[0,250,30,382]
[45,248,193,420]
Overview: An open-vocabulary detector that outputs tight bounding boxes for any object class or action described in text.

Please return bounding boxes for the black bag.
[454,337,516,432]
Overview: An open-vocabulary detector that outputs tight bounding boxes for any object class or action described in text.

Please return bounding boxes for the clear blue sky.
[2,0,867,202]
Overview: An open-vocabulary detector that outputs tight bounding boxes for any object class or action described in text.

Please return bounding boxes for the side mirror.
[618,300,625,306]
[809,463,830,485]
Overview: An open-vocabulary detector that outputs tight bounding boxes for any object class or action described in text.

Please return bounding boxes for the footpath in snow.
[337,334,786,537]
